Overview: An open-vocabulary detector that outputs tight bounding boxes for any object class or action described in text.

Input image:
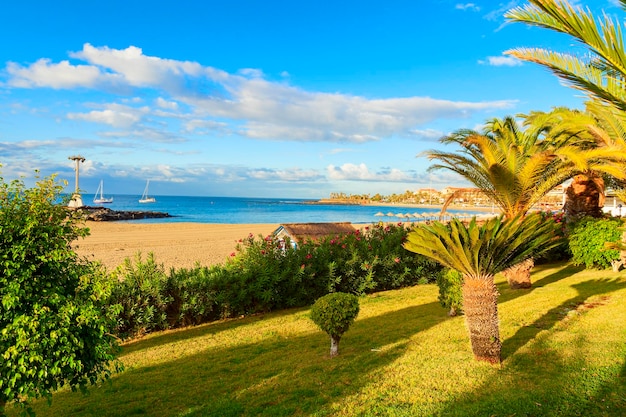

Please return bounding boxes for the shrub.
[310,292,360,357]
[437,269,463,316]
[0,173,119,414]
[164,265,223,327]
[535,210,571,263]
[108,252,171,339]
[568,216,623,269]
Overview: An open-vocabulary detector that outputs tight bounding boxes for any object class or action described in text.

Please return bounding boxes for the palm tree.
[524,104,626,219]
[505,0,626,113]
[424,115,571,288]
[427,116,567,219]
[403,213,561,363]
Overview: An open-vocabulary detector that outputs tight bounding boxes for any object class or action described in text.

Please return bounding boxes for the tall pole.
[68,155,85,208]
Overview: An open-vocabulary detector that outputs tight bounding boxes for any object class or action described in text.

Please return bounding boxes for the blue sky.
[0,0,618,198]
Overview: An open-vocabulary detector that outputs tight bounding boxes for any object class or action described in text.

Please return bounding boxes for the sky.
[0,0,620,198]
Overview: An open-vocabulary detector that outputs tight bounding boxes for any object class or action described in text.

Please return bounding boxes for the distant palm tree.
[403,213,561,364]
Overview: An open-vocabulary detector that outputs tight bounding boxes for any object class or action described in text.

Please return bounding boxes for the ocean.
[83,194,471,224]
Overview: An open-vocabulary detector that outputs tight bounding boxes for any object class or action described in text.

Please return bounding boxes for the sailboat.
[93,180,113,204]
[139,180,156,203]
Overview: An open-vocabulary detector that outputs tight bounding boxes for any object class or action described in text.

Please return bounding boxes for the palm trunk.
[462,275,501,364]
[330,335,340,358]
[563,174,604,220]
[502,258,534,289]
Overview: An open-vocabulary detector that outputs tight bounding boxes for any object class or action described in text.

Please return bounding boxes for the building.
[272,223,356,248]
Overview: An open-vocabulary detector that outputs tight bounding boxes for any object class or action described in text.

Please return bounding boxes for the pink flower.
[306,254,312,259]
[330,239,336,245]
[301,264,306,270]
[248,233,254,238]
[230,252,236,257]
[394,257,400,263]
[342,244,346,249]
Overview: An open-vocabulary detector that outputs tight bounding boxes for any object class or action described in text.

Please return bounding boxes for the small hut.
[273,222,355,248]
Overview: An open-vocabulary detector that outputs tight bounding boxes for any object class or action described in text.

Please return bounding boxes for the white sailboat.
[93,180,113,204]
[139,180,156,203]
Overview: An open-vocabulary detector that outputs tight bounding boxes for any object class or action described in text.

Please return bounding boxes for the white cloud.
[5,44,517,143]
[155,97,179,110]
[67,103,148,128]
[248,167,323,182]
[480,56,523,67]
[6,59,107,89]
[456,3,480,12]
[327,163,414,182]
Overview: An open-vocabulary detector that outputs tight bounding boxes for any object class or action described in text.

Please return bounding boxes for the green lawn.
[10,262,626,416]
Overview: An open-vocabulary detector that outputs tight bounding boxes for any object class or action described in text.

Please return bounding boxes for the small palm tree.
[403,213,561,364]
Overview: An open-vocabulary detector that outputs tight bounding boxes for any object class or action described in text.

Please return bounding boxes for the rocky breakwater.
[72,206,173,221]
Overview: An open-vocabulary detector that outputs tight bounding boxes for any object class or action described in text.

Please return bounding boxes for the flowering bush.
[105,222,443,339]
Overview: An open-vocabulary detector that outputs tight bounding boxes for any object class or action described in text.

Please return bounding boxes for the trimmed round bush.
[310,292,360,357]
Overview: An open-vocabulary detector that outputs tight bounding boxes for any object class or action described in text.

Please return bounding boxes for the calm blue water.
[83,194,469,224]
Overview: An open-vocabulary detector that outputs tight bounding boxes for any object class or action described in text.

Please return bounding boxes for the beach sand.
[74,222,278,271]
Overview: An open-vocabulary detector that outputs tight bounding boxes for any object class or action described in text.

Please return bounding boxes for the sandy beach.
[74,222,278,271]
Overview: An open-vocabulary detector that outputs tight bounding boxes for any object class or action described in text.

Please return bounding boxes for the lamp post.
[67,155,85,208]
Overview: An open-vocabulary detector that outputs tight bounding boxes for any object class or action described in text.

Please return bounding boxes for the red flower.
[306,253,312,259]
[230,252,236,257]
[394,257,400,263]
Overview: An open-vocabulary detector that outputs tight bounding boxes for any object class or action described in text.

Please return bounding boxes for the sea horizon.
[74,194,488,225]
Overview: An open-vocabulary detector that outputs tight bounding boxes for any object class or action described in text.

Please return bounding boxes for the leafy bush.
[303,223,442,295]
[535,210,571,263]
[108,253,171,339]
[437,269,463,316]
[221,234,322,316]
[310,292,360,357]
[568,216,623,269]
[164,265,223,327]
[0,173,119,414]
[102,222,443,340]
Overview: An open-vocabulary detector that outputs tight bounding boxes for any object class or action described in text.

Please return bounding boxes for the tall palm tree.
[403,213,561,363]
[505,0,626,112]
[427,116,567,219]
[524,104,626,219]
[424,115,571,288]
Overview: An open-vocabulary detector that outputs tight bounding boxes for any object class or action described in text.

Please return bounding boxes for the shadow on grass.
[497,263,585,305]
[21,300,448,417]
[120,306,310,357]
[502,278,626,360]
[430,277,626,417]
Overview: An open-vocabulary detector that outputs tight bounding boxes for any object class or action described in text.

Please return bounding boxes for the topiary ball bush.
[310,292,360,357]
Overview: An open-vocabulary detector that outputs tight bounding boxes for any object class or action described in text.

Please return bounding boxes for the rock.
[70,206,172,221]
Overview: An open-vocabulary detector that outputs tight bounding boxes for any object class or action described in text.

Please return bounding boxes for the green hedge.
[105,222,443,340]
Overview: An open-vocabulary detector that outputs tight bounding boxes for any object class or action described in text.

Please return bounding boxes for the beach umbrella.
[396,213,405,218]
[375,211,385,217]
[387,212,395,217]
[404,213,414,222]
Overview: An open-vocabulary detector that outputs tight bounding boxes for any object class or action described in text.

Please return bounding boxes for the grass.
[8,262,626,416]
